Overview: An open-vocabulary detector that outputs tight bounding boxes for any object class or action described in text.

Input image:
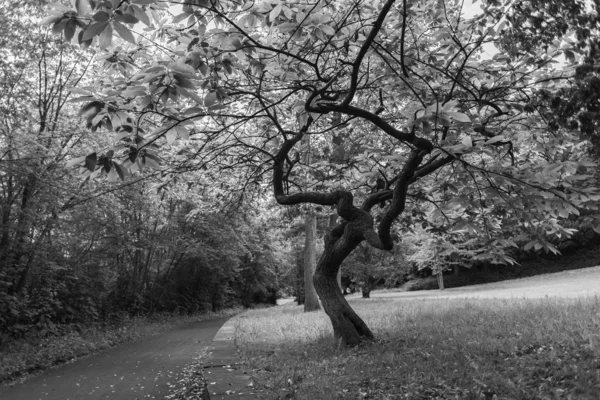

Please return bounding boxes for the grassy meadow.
[235,297,600,399]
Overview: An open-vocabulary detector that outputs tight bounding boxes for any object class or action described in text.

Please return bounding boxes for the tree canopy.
[41,0,600,345]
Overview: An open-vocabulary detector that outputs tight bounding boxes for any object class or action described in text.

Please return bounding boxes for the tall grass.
[236,297,600,399]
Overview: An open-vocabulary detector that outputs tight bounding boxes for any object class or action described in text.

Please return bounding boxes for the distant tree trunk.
[361,275,378,298]
[304,211,320,311]
[361,276,376,298]
[0,175,13,267]
[329,211,343,293]
[11,174,37,294]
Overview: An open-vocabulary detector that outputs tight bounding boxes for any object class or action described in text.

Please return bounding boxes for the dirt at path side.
[0,317,229,400]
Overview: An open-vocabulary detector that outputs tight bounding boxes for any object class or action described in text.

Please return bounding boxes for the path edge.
[203,314,259,399]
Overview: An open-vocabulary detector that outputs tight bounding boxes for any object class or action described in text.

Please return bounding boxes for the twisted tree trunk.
[313,220,374,345]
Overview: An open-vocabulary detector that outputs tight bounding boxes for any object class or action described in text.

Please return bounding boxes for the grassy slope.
[236,297,600,399]
[406,243,600,291]
[0,308,241,386]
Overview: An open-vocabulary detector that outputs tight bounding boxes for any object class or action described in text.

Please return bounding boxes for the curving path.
[0,317,229,400]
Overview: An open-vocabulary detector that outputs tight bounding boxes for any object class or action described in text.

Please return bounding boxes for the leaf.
[48,3,72,13]
[81,21,109,42]
[276,22,297,33]
[485,135,505,145]
[121,86,147,97]
[270,4,282,21]
[445,111,471,123]
[131,4,150,26]
[98,22,113,49]
[208,104,226,112]
[462,136,472,147]
[442,100,459,110]
[204,92,217,107]
[175,126,189,140]
[320,25,335,36]
[85,153,97,172]
[177,87,203,104]
[66,156,86,168]
[74,0,92,16]
[107,164,120,182]
[40,15,64,26]
[64,19,77,42]
[52,20,67,36]
[144,153,161,169]
[166,129,177,144]
[93,11,110,22]
[564,50,575,63]
[231,38,243,49]
[172,12,190,24]
[292,27,303,41]
[113,21,136,44]
[120,13,140,24]
[128,146,138,162]
[113,161,126,180]
[183,107,206,116]
[78,29,93,48]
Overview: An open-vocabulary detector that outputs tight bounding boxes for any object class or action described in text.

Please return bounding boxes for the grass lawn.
[235,297,600,399]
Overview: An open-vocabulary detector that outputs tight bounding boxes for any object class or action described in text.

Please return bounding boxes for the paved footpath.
[202,317,261,400]
[0,317,230,400]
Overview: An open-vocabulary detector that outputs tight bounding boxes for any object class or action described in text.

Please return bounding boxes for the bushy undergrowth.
[0,211,285,342]
[0,308,241,386]
[236,297,600,399]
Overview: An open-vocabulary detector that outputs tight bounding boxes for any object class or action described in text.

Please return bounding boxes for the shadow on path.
[0,317,229,400]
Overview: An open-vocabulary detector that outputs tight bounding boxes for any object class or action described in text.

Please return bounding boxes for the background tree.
[303,210,321,311]
[343,241,408,297]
